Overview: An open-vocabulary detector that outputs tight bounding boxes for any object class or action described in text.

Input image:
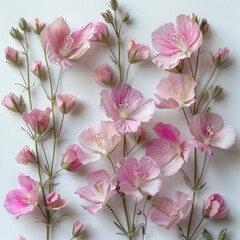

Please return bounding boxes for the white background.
[0,0,240,239]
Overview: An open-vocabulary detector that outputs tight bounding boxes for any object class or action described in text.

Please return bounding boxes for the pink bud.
[56,94,76,114]
[5,46,19,65]
[17,235,26,240]
[93,63,113,86]
[128,39,150,64]
[2,93,24,113]
[203,193,229,219]
[16,146,36,165]
[32,61,45,79]
[92,22,109,42]
[32,18,45,35]
[134,127,146,143]
[212,47,229,67]
[46,192,68,210]
[72,220,85,238]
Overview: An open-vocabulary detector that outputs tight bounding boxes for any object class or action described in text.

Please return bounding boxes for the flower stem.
[189,217,205,239]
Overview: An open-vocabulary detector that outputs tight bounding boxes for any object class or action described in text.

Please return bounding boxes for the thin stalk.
[57,113,65,139]
[196,154,207,188]
[189,217,205,239]
[106,40,118,63]
[17,66,27,86]
[107,156,116,174]
[122,197,132,240]
[54,67,63,95]
[202,98,213,113]
[125,63,131,83]
[131,201,137,230]
[180,169,194,190]
[187,58,194,79]
[141,199,149,240]
[182,108,190,126]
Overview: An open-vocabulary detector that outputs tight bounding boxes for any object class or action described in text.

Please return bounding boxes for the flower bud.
[17,235,26,240]
[16,146,36,165]
[122,12,130,23]
[32,61,45,79]
[46,192,69,210]
[134,127,146,143]
[32,18,45,35]
[200,18,209,35]
[93,63,113,86]
[2,93,24,114]
[9,27,22,40]
[101,10,114,24]
[56,94,76,114]
[209,85,223,99]
[72,220,85,238]
[211,47,229,67]
[202,229,211,240]
[217,228,228,240]
[191,13,199,24]
[19,18,28,31]
[5,46,19,66]
[91,22,109,43]
[110,0,118,11]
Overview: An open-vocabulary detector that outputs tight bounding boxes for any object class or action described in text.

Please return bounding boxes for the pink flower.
[189,112,236,155]
[148,191,192,229]
[93,63,113,85]
[117,156,162,201]
[46,192,69,210]
[100,82,155,133]
[128,39,150,63]
[61,144,82,171]
[22,108,51,134]
[152,14,202,70]
[56,94,76,114]
[16,146,36,165]
[155,73,196,109]
[211,47,229,67]
[5,46,19,65]
[32,18,45,35]
[146,122,190,176]
[78,121,121,164]
[40,17,96,67]
[75,169,116,214]
[4,174,39,219]
[2,93,24,113]
[72,220,85,238]
[32,61,45,79]
[17,235,26,240]
[91,22,109,42]
[203,194,229,219]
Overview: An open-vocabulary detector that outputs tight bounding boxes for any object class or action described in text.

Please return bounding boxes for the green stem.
[122,197,132,240]
[106,40,118,63]
[187,58,194,79]
[187,191,196,238]
[55,67,63,95]
[202,98,213,113]
[107,156,116,174]
[125,63,131,83]
[182,108,190,126]
[196,154,207,188]
[189,217,205,239]
[57,113,65,139]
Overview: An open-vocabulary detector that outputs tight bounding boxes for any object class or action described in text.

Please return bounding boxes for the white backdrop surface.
[0,0,240,239]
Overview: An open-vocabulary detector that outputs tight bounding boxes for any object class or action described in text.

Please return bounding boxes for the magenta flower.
[32,61,45,79]
[78,121,121,164]
[16,146,36,165]
[189,112,236,155]
[56,94,76,114]
[146,122,190,176]
[117,156,162,201]
[155,73,196,109]
[203,194,229,219]
[46,192,69,211]
[212,47,229,67]
[148,191,192,229]
[91,22,109,42]
[72,220,85,238]
[40,17,96,67]
[101,82,155,133]
[152,14,202,70]
[4,174,39,219]
[75,169,116,214]
[2,93,24,113]
[5,46,19,65]
[93,63,113,85]
[22,108,51,134]
[127,39,150,63]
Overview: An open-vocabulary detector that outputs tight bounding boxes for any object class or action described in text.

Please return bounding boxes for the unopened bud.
[217,228,228,240]
[122,12,130,23]
[9,27,22,40]
[72,220,85,238]
[136,210,142,215]
[200,18,209,35]
[202,229,211,240]
[134,127,146,143]
[210,85,223,99]
[192,13,199,24]
[19,18,28,31]
[32,18,45,35]
[110,0,118,11]
[101,10,114,24]
[211,47,230,67]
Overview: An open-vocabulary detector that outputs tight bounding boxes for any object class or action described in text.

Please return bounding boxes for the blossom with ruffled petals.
[148,191,192,229]
[56,94,76,114]
[2,93,24,114]
[78,121,121,165]
[155,73,196,109]
[16,146,36,165]
[4,174,39,219]
[146,122,190,176]
[46,192,69,210]
[189,112,236,155]
[93,63,113,85]
[40,17,96,67]
[117,156,162,201]
[128,39,150,63]
[101,82,155,133]
[152,14,202,70]
[75,169,116,214]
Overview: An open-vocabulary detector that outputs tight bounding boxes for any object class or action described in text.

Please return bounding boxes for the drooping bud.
[19,18,28,31]
[72,220,85,238]
[101,10,114,24]
[5,46,19,66]
[16,146,36,165]
[2,93,24,114]
[217,228,228,240]
[9,27,21,40]
[56,94,76,114]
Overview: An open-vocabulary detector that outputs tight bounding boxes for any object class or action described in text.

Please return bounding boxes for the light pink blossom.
[17,235,26,240]
[148,191,192,229]
[22,108,51,134]
[32,61,45,79]
[78,121,121,164]
[56,94,76,114]
[72,220,85,238]
[93,63,113,85]
[75,169,116,214]
[189,112,236,155]
[100,82,155,133]
[5,46,19,65]
[4,174,39,219]
[91,22,109,42]
[146,122,190,176]
[212,47,229,67]
[46,192,69,210]
[16,146,36,165]
[128,39,150,63]
[155,73,196,109]
[117,156,162,201]
[203,194,229,219]
[152,14,202,70]
[2,93,24,113]
[40,17,96,67]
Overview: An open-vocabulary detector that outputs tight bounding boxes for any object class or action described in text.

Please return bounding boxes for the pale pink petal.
[163,155,184,176]
[154,122,179,143]
[177,191,192,216]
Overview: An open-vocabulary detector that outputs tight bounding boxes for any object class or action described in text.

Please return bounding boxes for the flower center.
[94,134,107,155]
[169,33,188,54]
[167,204,180,220]
[115,99,130,119]
[94,181,105,200]
[59,35,74,58]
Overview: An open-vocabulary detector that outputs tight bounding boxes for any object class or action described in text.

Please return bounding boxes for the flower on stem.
[72,220,85,238]
[189,112,236,155]
[32,18,45,35]
[155,73,196,109]
[100,82,155,133]
[148,191,192,229]
[2,93,24,114]
[17,235,26,240]
[75,169,116,214]
[151,14,202,70]
[5,46,19,66]
[56,94,76,114]
[40,17,96,67]
[4,174,39,219]
[93,63,113,86]
[46,192,69,210]
[211,47,229,67]
[32,61,45,80]
[127,39,150,64]
[22,107,51,135]
[117,156,162,201]
[101,10,114,24]
[199,18,209,35]
[91,22,109,43]
[16,145,36,165]
[9,27,21,40]
[203,193,229,219]
[78,121,121,164]
[146,122,190,176]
